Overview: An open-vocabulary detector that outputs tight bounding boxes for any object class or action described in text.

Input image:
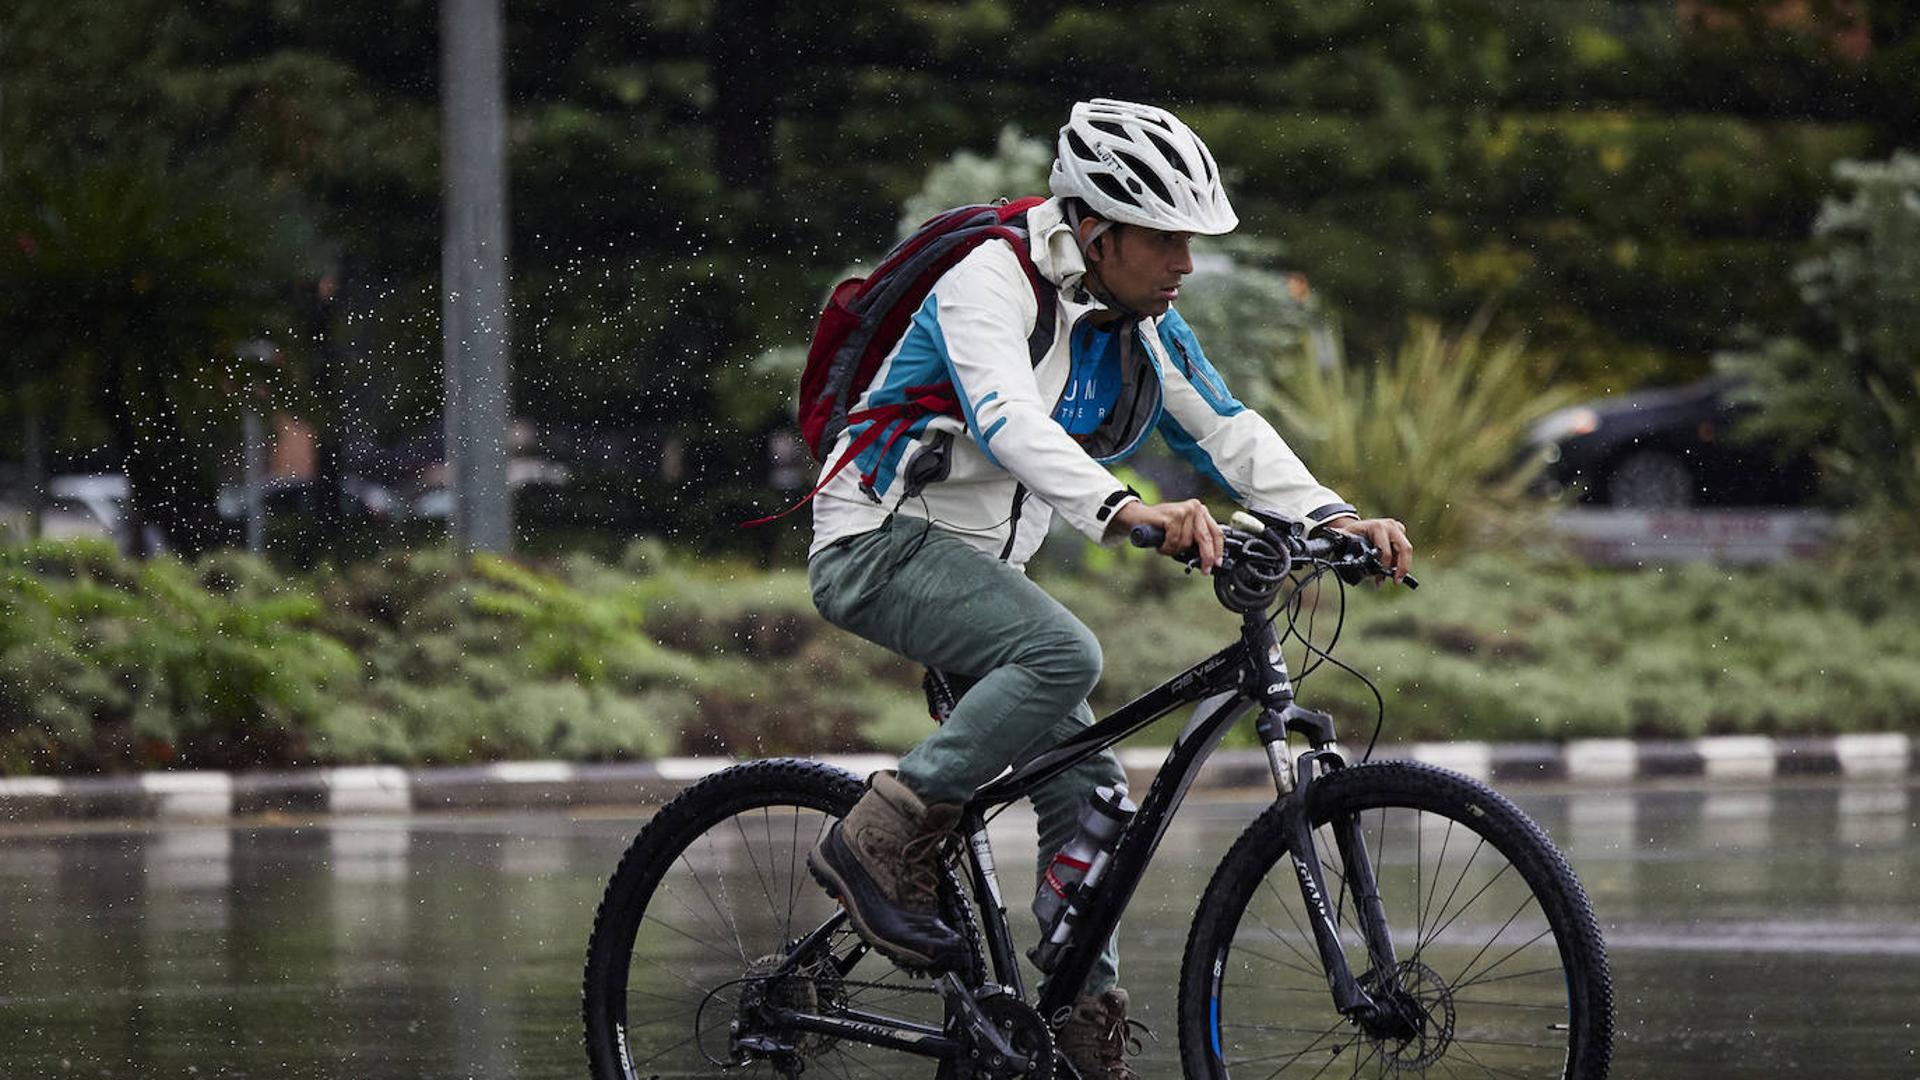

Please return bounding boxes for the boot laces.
[1061,1001,1153,1079]
[896,826,950,908]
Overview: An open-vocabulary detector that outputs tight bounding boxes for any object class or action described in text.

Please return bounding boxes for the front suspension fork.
[1260,706,1403,1024]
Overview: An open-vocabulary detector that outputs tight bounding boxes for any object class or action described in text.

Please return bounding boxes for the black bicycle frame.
[963,608,1300,1017]
[761,603,1395,1063]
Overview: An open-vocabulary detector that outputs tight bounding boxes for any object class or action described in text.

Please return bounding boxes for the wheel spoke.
[1450,962,1569,990]
[1414,805,1426,945]
[641,907,748,968]
[1237,942,1334,981]
[1427,858,1513,951]
[1449,1038,1539,1079]
[668,848,749,961]
[1234,1015,1352,1078]
[1419,817,1456,945]
[1452,911,1552,993]
[732,812,781,927]
[702,829,752,960]
[1418,836,1487,957]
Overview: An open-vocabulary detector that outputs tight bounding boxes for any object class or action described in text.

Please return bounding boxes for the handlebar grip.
[1129,524,1166,549]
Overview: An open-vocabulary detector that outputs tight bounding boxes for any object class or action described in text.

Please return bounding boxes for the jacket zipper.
[1170,334,1229,401]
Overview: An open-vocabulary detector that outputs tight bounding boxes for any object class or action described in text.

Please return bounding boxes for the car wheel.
[1605,449,1694,509]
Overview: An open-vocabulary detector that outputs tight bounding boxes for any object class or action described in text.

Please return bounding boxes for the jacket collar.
[1027,196,1116,315]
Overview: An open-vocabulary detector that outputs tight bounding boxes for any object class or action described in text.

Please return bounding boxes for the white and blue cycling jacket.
[810,196,1356,569]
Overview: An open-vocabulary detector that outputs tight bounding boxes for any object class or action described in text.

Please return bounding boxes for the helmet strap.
[1065,200,1117,259]
[1066,201,1143,320]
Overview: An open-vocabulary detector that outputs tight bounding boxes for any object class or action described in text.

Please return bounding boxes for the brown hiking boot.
[807,771,966,971]
[1057,988,1148,1080]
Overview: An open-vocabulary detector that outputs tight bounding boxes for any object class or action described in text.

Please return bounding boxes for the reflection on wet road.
[0,777,1913,1078]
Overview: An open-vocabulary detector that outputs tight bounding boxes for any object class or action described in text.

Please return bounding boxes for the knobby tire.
[1177,761,1613,1080]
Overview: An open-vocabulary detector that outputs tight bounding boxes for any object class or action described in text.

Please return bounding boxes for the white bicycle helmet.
[1050,98,1238,235]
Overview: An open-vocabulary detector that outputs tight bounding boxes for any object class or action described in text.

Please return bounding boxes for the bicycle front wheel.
[1178,761,1612,1079]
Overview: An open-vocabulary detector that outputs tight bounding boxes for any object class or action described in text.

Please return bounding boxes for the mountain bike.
[582,510,1613,1079]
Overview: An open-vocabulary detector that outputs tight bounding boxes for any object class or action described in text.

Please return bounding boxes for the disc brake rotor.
[1358,959,1455,1068]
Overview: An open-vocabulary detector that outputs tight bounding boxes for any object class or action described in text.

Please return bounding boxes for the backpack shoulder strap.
[1026,275,1056,368]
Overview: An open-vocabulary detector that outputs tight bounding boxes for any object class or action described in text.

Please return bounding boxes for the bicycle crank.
[937,976,1055,1080]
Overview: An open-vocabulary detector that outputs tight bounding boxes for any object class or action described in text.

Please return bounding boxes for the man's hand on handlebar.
[1326,517,1415,583]
[1111,499,1225,574]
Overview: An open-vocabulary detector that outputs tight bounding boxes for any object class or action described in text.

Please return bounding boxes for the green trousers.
[810,517,1127,995]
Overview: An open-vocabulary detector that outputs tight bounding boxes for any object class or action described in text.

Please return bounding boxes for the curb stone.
[0,733,1912,823]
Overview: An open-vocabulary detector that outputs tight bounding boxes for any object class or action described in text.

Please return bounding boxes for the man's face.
[1083,221,1195,318]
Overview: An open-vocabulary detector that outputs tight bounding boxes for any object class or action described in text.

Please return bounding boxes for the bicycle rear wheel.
[1178,761,1612,1079]
[582,759,979,1079]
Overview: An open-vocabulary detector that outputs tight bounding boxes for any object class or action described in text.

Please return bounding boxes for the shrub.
[1263,318,1581,554]
[6,537,1913,775]
[1042,551,1920,745]
[0,549,357,770]
[1720,151,1920,549]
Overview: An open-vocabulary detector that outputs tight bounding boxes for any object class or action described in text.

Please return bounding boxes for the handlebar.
[1129,519,1419,591]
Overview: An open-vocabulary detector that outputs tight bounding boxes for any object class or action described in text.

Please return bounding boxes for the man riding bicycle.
[805,98,1414,1079]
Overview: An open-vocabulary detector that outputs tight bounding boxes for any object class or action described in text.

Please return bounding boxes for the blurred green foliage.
[1046,553,1920,744]
[3,538,1916,774]
[0,539,356,771]
[1719,151,1920,547]
[4,0,1916,553]
[0,154,320,554]
[1264,318,1582,553]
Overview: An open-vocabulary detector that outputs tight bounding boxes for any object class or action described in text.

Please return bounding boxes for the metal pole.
[441,0,512,553]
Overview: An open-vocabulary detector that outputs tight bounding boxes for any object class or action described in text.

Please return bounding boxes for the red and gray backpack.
[744,197,1058,527]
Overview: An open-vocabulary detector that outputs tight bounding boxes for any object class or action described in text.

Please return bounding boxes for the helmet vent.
[1066,129,1096,161]
[1090,171,1135,205]
[1143,130,1191,180]
[1089,119,1130,139]
[1114,150,1171,204]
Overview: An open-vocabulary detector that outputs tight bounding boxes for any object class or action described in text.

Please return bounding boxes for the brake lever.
[1332,540,1420,590]
[1357,556,1420,590]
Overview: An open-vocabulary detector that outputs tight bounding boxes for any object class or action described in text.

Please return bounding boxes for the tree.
[0,157,319,555]
[9,0,1919,556]
[1718,151,1920,543]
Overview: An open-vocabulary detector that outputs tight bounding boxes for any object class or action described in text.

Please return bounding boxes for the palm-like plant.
[1268,318,1580,553]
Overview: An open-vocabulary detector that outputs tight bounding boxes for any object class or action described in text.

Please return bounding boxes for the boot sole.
[806,831,955,974]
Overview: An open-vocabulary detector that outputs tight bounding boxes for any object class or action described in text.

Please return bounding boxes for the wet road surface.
[1,776,1914,1078]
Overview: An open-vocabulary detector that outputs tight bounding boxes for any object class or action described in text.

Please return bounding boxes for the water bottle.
[1029,785,1135,972]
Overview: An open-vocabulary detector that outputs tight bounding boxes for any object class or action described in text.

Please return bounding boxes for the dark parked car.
[1528,376,1819,509]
